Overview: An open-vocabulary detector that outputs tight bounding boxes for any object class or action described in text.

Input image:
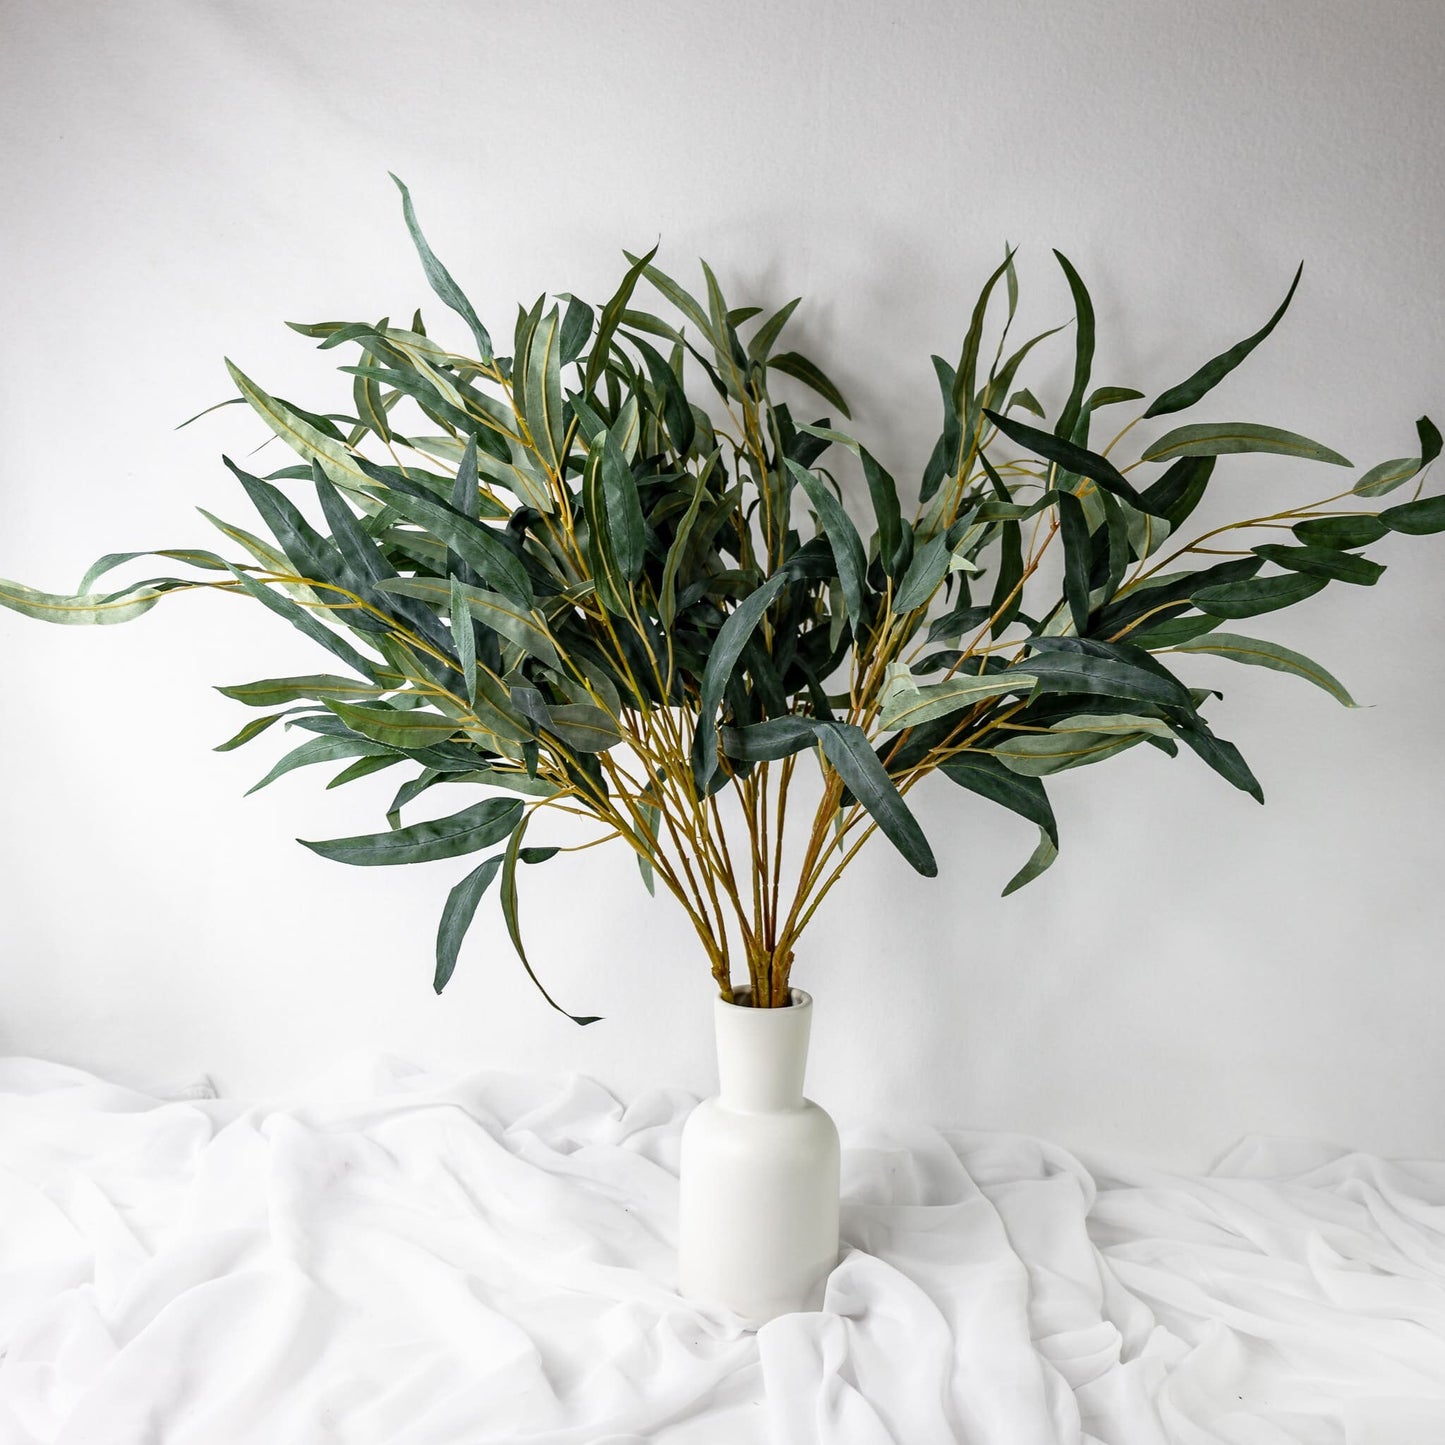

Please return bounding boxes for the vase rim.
[720,987,811,1011]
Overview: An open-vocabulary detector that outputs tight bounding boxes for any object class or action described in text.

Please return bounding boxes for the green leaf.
[543,704,623,753]
[983,408,1147,508]
[692,571,789,792]
[1292,513,1388,549]
[879,667,1036,731]
[892,533,949,614]
[1173,717,1263,802]
[213,711,288,752]
[582,424,646,614]
[720,716,820,762]
[1191,569,1328,618]
[0,577,163,625]
[1142,422,1351,467]
[748,296,801,363]
[769,352,851,419]
[660,459,713,627]
[1052,250,1095,443]
[1002,827,1058,896]
[787,459,868,634]
[246,734,392,795]
[434,855,504,992]
[390,175,493,363]
[1024,637,1194,709]
[1145,263,1302,418]
[1086,386,1145,411]
[521,303,566,472]
[799,427,906,577]
[499,811,601,1024]
[815,721,937,876]
[1167,631,1357,706]
[1379,495,1445,536]
[1354,417,1441,498]
[327,753,403,788]
[363,472,533,608]
[449,575,478,707]
[301,795,522,866]
[378,578,561,669]
[587,245,660,396]
[225,360,371,492]
[217,675,387,708]
[1056,490,1091,634]
[323,700,461,749]
[224,566,384,682]
[558,296,595,365]
[993,728,1148,775]
[938,752,1057,845]
[1251,543,1384,585]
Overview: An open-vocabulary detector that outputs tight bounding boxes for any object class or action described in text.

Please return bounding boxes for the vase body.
[678,987,840,1324]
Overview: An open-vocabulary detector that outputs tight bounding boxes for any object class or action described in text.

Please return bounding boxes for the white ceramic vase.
[677,987,840,1324]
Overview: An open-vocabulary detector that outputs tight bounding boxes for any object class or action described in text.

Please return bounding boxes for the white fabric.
[2,1059,1443,1445]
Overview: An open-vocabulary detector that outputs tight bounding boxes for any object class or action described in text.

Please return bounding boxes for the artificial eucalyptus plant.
[4,179,1440,1017]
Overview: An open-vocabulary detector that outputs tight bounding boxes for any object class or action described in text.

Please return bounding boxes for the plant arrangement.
[4,180,1440,1020]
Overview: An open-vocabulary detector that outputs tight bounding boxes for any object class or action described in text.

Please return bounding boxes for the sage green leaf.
[0,578,162,625]
[434,854,503,992]
[879,668,1036,730]
[1251,543,1384,585]
[77,548,228,594]
[378,578,561,669]
[1380,495,1445,536]
[246,734,391,794]
[586,244,660,395]
[720,716,820,762]
[787,459,868,633]
[450,574,477,707]
[1190,569,1327,618]
[1130,613,1224,647]
[1052,250,1095,443]
[213,711,287,752]
[892,533,949,614]
[989,518,1023,639]
[225,360,370,491]
[1354,416,1441,498]
[815,721,937,877]
[1292,514,1388,549]
[1002,827,1058,897]
[521,303,566,472]
[363,488,532,607]
[1167,631,1358,706]
[390,175,493,363]
[217,675,388,708]
[323,700,461,749]
[692,571,789,792]
[302,795,522,866]
[636,799,660,897]
[499,811,601,1024]
[1008,387,1045,417]
[983,409,1146,508]
[1142,422,1351,467]
[543,704,623,753]
[938,752,1057,846]
[769,352,851,419]
[1087,386,1145,410]
[953,248,1015,447]
[1144,263,1302,418]
[993,729,1147,776]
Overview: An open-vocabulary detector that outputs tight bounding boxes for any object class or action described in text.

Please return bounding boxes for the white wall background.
[2,0,1442,1170]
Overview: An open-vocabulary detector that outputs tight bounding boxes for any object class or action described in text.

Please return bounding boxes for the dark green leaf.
[815,721,937,877]
[301,795,522,866]
[1292,513,1389,549]
[1145,262,1302,418]
[1380,495,1445,536]
[1052,250,1094,443]
[769,352,851,419]
[435,855,503,992]
[1190,570,1329,618]
[939,752,1057,846]
[1142,422,1351,467]
[1251,543,1384,585]
[787,459,868,634]
[983,408,1147,508]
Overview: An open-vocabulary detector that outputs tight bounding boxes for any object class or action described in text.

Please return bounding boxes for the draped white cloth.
[2,1059,1443,1445]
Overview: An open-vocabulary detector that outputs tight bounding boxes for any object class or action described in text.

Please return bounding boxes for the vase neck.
[713,988,813,1112]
